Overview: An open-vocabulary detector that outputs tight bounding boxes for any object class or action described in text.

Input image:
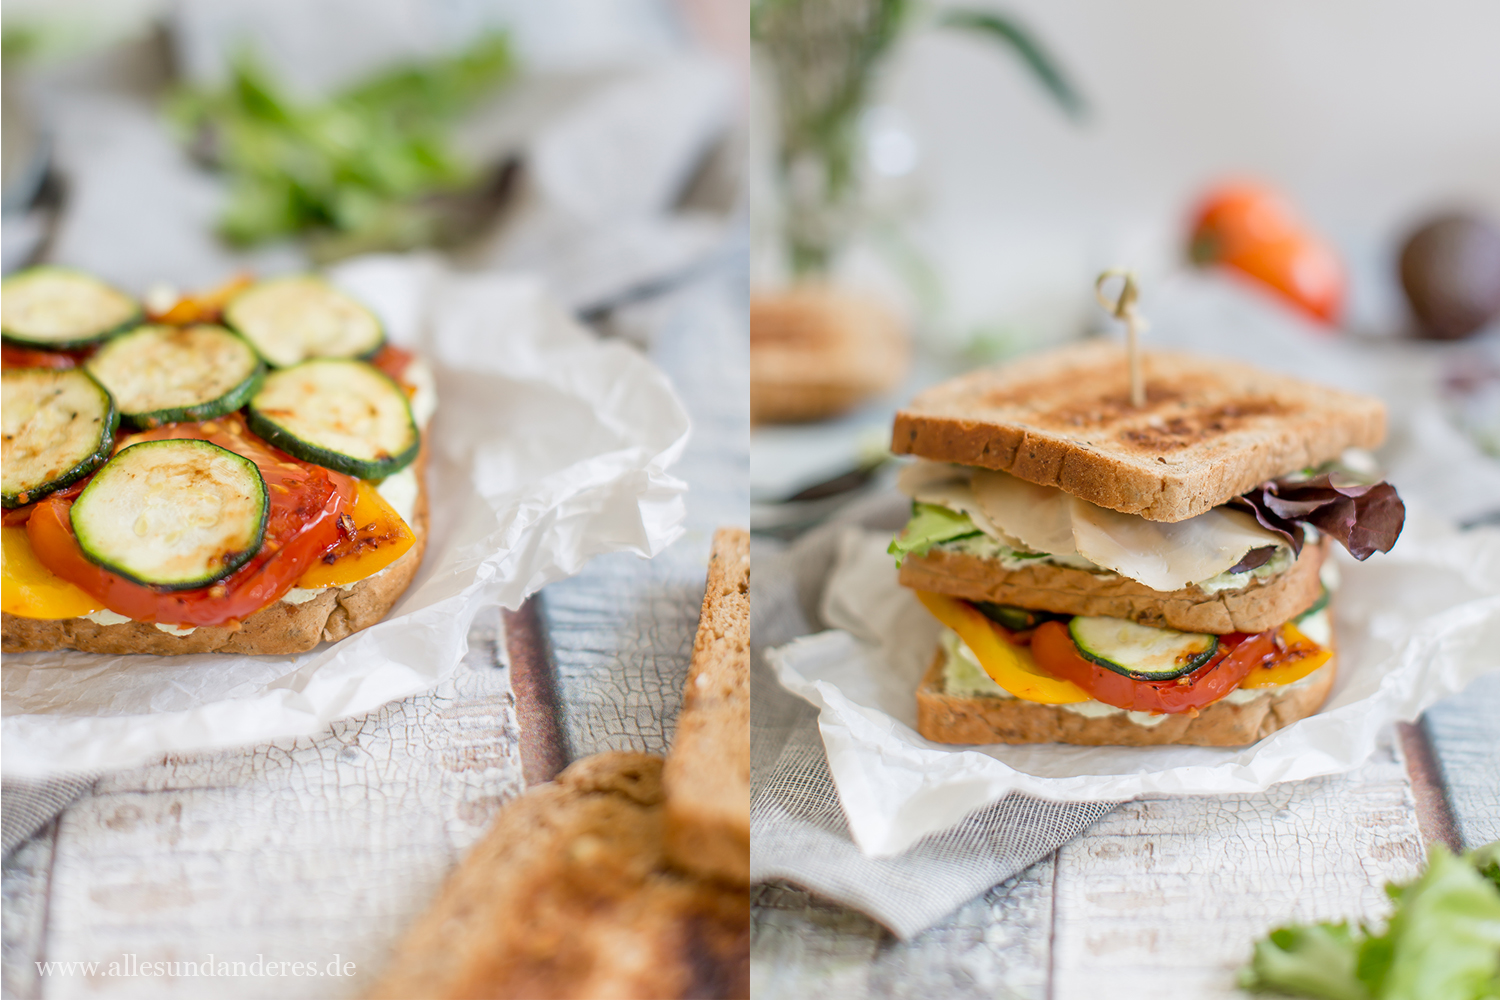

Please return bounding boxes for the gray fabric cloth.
[3,775,97,857]
[750,494,1119,939]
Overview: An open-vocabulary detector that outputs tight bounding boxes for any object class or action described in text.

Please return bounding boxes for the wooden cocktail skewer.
[1095,269,1148,408]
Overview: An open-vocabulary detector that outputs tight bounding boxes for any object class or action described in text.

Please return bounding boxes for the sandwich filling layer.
[937,602,1333,725]
[892,461,1296,594]
[2,346,433,631]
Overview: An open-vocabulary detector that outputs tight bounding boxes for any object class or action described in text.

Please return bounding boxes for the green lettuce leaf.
[1239,843,1500,1000]
[887,503,981,565]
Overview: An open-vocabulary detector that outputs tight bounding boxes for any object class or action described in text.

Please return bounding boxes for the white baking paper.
[1,255,690,777]
[767,514,1500,858]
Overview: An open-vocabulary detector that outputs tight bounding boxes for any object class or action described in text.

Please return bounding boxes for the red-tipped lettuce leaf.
[1232,474,1404,561]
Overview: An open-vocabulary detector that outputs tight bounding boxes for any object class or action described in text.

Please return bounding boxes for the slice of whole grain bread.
[662,528,750,886]
[751,286,907,424]
[366,752,749,1000]
[891,342,1386,522]
[899,537,1328,635]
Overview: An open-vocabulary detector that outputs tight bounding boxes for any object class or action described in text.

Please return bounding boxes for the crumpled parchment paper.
[1,255,690,776]
[767,510,1500,858]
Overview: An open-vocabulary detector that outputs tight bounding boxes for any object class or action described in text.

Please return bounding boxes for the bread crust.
[915,643,1336,747]
[1,451,429,657]
[662,527,750,887]
[891,341,1387,522]
[899,536,1328,635]
[367,752,749,1000]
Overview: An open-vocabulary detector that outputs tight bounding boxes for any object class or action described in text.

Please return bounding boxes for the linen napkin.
[749,494,1117,939]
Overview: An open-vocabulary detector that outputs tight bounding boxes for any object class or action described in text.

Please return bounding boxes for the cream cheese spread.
[154,622,197,636]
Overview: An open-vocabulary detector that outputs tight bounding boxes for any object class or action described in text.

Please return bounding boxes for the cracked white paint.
[3,608,522,1000]
[1049,736,1426,1000]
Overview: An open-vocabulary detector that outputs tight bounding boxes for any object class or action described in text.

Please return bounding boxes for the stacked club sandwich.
[888,342,1404,747]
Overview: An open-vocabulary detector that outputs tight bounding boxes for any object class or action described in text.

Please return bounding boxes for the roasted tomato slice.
[1031,621,1277,715]
[2,343,80,370]
[370,343,415,382]
[26,415,355,627]
[2,479,88,527]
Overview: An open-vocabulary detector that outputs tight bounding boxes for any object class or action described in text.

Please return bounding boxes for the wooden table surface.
[0,263,749,1000]
[750,675,1500,1000]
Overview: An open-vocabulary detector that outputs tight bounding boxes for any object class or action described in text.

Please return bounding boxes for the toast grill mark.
[1114,401,1291,452]
[971,374,1293,453]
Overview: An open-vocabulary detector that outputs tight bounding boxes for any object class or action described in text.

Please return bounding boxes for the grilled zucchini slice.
[1,368,119,507]
[70,439,268,589]
[1,267,142,350]
[85,324,264,428]
[1068,616,1219,681]
[224,276,384,368]
[247,359,418,478]
[973,602,1068,632]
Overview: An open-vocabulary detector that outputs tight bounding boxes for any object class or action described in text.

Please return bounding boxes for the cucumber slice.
[1,267,142,350]
[85,324,265,429]
[1068,616,1219,681]
[247,359,419,478]
[224,276,384,368]
[70,439,268,589]
[1,368,119,508]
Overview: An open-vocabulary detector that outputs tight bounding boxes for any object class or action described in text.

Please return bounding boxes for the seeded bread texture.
[915,642,1337,748]
[1,450,429,656]
[367,752,749,1000]
[891,341,1386,522]
[663,527,750,886]
[900,537,1328,635]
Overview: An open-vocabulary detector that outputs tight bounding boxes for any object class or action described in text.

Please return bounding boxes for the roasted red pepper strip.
[2,344,81,370]
[26,415,355,627]
[1031,621,1276,715]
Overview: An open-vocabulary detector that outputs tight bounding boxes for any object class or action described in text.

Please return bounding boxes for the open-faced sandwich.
[2,267,436,656]
[887,341,1405,746]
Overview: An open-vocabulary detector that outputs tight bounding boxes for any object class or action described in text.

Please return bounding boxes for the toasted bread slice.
[915,644,1336,748]
[751,286,907,424]
[367,752,749,1000]
[891,342,1386,522]
[663,527,750,886]
[900,537,1328,635]
[1,449,429,656]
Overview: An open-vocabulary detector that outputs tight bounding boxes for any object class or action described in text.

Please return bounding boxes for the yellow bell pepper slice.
[295,480,415,589]
[916,590,1089,704]
[1,525,103,619]
[1237,620,1333,689]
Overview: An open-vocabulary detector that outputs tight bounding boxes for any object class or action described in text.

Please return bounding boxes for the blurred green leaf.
[1238,844,1500,1000]
[937,8,1086,120]
[170,31,513,255]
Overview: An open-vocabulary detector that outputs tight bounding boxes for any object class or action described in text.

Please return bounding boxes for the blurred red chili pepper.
[1188,182,1345,327]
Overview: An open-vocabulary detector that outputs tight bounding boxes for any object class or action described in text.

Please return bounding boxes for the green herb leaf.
[168,32,513,256]
[887,502,981,565]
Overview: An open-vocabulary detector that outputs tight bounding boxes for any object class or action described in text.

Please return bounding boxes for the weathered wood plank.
[544,270,749,758]
[749,859,1054,1000]
[1050,736,1426,1000]
[31,607,523,1000]
[1423,671,1500,850]
[2,820,58,1000]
